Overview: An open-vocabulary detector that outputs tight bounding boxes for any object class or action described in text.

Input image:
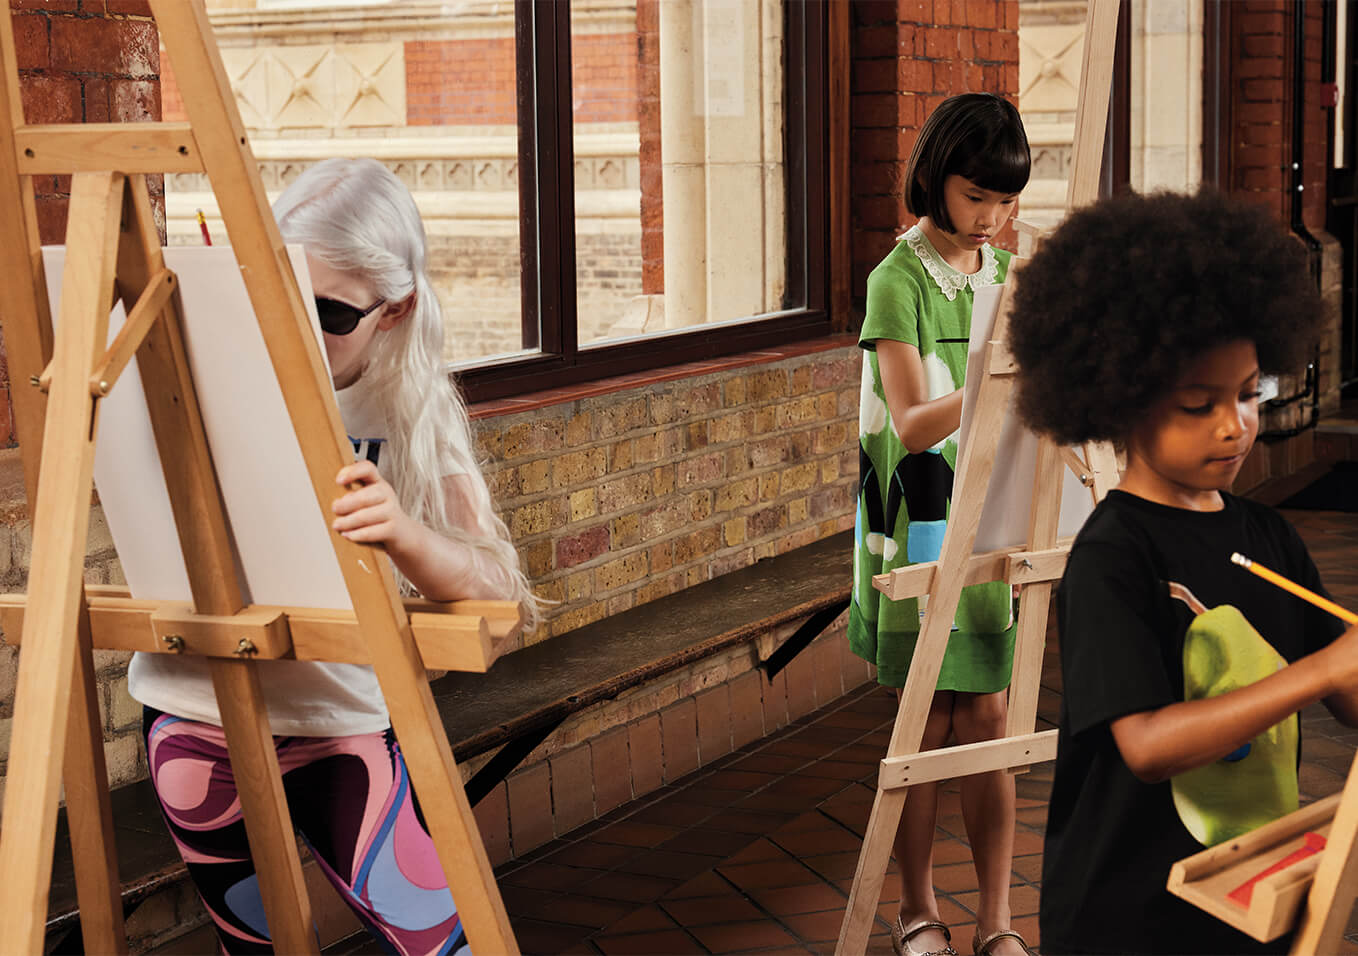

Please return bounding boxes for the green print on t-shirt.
[1169,584,1298,847]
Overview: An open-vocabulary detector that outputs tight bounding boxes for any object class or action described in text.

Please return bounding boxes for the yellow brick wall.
[479,345,861,645]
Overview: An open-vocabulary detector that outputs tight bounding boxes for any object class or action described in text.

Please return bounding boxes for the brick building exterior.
[0,0,1349,883]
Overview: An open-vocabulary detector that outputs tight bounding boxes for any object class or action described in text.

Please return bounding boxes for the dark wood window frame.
[1202,0,1232,191]
[457,0,836,404]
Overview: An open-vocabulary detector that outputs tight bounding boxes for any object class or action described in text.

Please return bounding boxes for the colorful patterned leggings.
[144,708,470,956]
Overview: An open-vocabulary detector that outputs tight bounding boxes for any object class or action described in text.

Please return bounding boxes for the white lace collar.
[900,224,999,301]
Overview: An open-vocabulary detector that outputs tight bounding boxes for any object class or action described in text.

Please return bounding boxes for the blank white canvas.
[44,245,353,610]
[959,283,1095,552]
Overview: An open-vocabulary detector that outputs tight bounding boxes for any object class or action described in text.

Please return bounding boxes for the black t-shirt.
[1039,491,1346,954]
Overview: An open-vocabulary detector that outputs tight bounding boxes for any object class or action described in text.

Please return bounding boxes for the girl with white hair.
[129,158,534,955]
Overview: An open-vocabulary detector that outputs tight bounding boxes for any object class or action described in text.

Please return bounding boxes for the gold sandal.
[972,928,1036,956]
[892,917,958,956]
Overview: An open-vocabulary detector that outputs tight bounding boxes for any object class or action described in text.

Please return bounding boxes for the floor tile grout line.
[665,864,808,954]
[728,834,871,945]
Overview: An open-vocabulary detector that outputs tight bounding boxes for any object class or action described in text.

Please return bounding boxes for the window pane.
[571,0,796,348]
[161,2,537,366]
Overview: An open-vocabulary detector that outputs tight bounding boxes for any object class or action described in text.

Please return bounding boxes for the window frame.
[456,0,833,404]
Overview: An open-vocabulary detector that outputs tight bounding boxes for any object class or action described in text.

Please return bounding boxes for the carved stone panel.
[221,42,406,130]
[1018,23,1084,115]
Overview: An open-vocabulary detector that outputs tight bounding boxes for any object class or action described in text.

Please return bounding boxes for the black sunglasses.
[315,296,385,336]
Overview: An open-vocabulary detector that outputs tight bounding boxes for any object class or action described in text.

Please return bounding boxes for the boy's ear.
[377,293,416,331]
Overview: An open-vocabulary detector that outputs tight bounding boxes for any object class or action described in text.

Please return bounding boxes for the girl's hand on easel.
[332,460,414,550]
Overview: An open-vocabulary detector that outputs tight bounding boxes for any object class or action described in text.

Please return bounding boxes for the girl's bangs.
[956,132,1031,195]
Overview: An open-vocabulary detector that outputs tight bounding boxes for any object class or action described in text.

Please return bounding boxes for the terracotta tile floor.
[492,507,1358,955]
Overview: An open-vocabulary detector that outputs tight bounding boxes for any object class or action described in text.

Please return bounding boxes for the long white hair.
[273,158,538,625]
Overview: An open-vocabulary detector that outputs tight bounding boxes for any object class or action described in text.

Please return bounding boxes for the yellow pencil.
[1230,552,1358,626]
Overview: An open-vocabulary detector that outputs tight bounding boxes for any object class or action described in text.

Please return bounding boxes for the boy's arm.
[875,338,963,454]
[1324,687,1358,727]
[1111,624,1358,783]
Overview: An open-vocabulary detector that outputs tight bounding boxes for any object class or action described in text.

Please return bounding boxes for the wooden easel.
[0,3,522,954]
[835,1,1122,951]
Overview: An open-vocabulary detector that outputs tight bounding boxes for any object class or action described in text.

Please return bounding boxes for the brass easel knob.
[235,638,257,657]
[162,634,185,652]
[1080,473,1093,487]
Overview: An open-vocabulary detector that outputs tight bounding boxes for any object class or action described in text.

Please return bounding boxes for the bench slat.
[433,531,853,761]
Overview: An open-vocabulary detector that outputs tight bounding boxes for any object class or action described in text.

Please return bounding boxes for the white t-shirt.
[127,378,411,736]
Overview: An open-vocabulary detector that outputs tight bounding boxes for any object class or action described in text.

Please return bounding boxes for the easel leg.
[838,787,908,950]
[212,661,318,955]
[1005,582,1052,746]
[63,610,128,954]
[1002,580,1054,781]
[0,83,125,953]
[1005,439,1064,756]
[1291,753,1358,953]
[0,172,123,952]
[386,674,520,952]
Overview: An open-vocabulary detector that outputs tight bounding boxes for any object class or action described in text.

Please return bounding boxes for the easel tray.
[1168,794,1340,943]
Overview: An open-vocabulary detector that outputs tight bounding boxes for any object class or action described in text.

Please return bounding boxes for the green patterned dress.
[848,225,1017,691]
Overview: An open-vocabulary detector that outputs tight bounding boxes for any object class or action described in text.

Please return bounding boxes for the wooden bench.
[41,530,852,948]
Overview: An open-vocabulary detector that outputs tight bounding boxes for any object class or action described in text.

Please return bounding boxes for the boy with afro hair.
[1008,189,1358,953]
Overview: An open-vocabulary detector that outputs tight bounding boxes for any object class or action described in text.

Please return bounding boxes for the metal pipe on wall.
[1263,0,1322,441]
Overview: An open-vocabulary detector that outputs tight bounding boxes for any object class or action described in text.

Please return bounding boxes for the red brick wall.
[406,38,516,126]
[849,0,1021,300]
[12,0,159,244]
[1229,1,1328,227]
[571,32,638,124]
[1232,4,1288,218]
[406,34,637,127]
[1301,0,1327,231]
[159,36,182,121]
